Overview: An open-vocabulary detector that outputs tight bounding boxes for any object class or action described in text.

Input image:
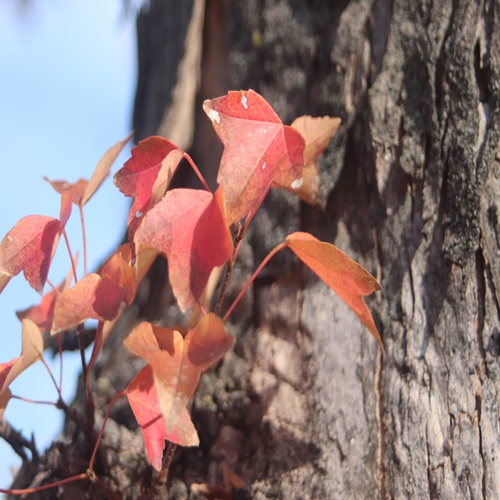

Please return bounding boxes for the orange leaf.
[286,232,382,346]
[203,90,305,224]
[44,133,132,207]
[0,319,44,417]
[114,136,184,228]
[0,215,60,294]
[277,115,341,204]
[81,132,132,206]
[44,177,88,205]
[16,262,74,331]
[134,189,233,311]
[0,388,11,420]
[51,273,103,333]
[126,365,199,470]
[124,313,233,434]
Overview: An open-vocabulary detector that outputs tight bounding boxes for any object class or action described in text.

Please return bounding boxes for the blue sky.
[0,1,137,489]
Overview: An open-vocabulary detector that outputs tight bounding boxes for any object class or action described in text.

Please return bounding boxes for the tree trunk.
[8,0,499,498]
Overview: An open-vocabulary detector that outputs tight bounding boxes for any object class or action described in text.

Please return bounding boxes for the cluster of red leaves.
[0,90,381,473]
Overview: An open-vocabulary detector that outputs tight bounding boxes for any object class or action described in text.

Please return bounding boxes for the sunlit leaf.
[0,215,60,294]
[276,115,341,204]
[0,319,44,416]
[114,136,184,227]
[16,262,75,331]
[203,90,305,224]
[51,273,103,333]
[134,189,233,311]
[126,365,199,470]
[81,132,133,205]
[124,313,233,434]
[286,232,382,346]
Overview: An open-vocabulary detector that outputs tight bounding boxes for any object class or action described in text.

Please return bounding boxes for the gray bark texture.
[7,0,499,498]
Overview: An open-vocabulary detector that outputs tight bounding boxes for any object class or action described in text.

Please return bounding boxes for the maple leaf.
[126,365,199,470]
[286,232,382,346]
[0,215,61,294]
[44,132,132,206]
[85,244,158,375]
[275,115,341,204]
[16,263,75,331]
[114,136,184,227]
[0,319,44,418]
[124,313,233,434]
[203,90,306,224]
[134,188,233,311]
[51,273,104,333]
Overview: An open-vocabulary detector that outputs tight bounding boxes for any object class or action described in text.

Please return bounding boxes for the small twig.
[74,323,96,438]
[0,418,38,462]
[214,222,244,316]
[149,443,177,499]
[87,468,121,500]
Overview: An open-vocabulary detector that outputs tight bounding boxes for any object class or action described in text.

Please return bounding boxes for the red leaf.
[114,136,184,227]
[0,388,11,420]
[203,90,306,224]
[124,313,233,434]
[44,177,88,205]
[51,273,103,333]
[0,319,44,417]
[286,232,382,346]
[59,192,73,228]
[16,264,74,331]
[134,189,233,311]
[0,215,60,294]
[276,115,341,204]
[126,365,199,470]
[44,133,132,207]
[81,132,132,206]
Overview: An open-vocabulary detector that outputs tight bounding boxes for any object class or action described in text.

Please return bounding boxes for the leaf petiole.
[223,241,287,321]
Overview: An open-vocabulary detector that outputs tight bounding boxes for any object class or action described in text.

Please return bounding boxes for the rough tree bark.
[7,0,499,498]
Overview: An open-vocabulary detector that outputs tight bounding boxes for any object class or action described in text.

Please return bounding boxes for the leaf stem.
[223,241,287,322]
[62,228,79,283]
[10,394,58,407]
[183,153,211,192]
[0,472,88,495]
[40,355,62,397]
[88,390,125,471]
[79,205,88,277]
[214,222,244,316]
[45,278,59,294]
[56,332,64,391]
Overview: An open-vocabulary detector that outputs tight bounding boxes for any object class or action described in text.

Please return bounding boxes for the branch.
[0,418,38,462]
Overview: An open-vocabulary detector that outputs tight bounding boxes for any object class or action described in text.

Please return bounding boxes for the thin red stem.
[88,391,126,471]
[45,278,59,294]
[56,333,64,391]
[214,223,244,316]
[10,394,58,407]
[183,153,211,192]
[0,472,87,495]
[79,205,88,277]
[62,229,79,283]
[223,241,287,322]
[40,355,62,396]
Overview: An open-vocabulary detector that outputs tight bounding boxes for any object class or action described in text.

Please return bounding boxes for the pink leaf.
[134,189,233,311]
[0,215,60,294]
[203,90,306,224]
